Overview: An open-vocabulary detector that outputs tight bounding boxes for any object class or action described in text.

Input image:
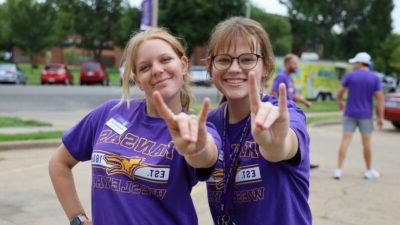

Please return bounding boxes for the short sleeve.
[62,100,115,161]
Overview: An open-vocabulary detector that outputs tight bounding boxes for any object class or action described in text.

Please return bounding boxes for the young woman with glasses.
[205,17,312,225]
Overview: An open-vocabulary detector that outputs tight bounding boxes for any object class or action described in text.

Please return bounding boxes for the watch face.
[70,215,85,225]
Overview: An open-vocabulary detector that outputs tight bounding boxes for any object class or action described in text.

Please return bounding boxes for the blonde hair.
[206,17,275,104]
[120,27,193,110]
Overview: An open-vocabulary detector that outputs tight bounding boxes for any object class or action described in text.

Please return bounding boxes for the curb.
[0,139,61,151]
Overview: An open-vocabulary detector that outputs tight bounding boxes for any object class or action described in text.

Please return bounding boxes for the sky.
[130,0,400,34]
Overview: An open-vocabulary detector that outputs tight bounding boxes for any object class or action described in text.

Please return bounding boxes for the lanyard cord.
[219,104,251,223]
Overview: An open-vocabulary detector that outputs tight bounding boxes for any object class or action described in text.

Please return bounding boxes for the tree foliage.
[280,0,397,76]
[5,0,56,62]
[158,0,247,54]
[251,6,292,56]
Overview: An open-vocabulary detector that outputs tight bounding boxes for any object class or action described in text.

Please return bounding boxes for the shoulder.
[207,103,225,124]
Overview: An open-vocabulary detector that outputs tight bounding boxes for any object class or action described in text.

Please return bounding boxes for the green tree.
[250,6,292,56]
[0,3,12,55]
[114,6,140,49]
[6,0,56,64]
[279,0,393,60]
[159,0,246,54]
[375,34,400,78]
[56,0,124,62]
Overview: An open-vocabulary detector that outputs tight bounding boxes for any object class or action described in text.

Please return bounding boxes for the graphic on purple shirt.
[342,69,382,119]
[272,70,296,100]
[62,99,221,225]
[206,96,311,225]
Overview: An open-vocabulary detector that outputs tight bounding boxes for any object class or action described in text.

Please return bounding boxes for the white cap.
[348,52,371,65]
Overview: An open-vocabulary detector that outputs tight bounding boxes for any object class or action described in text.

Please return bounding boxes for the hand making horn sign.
[247,71,298,162]
[152,91,218,168]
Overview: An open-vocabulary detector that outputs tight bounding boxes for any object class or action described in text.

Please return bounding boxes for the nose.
[151,62,164,76]
[228,58,241,71]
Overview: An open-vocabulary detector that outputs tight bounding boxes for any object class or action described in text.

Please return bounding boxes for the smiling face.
[134,39,188,104]
[209,37,267,102]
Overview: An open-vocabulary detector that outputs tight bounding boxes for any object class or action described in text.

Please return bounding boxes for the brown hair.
[207,17,275,82]
[120,27,193,110]
[284,53,298,65]
[206,17,275,104]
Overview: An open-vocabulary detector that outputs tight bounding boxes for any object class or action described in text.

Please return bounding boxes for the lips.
[152,77,171,86]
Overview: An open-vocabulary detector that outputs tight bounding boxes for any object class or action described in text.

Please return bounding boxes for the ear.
[180,56,189,74]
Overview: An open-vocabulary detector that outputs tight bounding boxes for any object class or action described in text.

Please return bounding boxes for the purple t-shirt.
[206,96,311,225]
[271,70,296,100]
[62,99,221,225]
[342,69,382,119]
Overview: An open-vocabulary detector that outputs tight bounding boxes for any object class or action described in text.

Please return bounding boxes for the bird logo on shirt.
[104,154,145,179]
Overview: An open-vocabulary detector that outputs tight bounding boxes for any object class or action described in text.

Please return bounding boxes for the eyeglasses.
[211,53,264,70]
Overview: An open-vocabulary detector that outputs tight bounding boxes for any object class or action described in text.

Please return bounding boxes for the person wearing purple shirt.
[271,54,312,108]
[48,28,220,225]
[205,17,311,225]
[333,52,384,180]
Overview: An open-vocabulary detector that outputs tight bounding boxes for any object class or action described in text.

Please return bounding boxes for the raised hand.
[152,91,210,156]
[248,71,290,151]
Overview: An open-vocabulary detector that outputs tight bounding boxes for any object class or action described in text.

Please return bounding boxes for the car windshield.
[45,65,62,71]
[0,64,15,70]
[83,63,100,71]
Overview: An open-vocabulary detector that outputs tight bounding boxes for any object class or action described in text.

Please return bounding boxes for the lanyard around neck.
[218,104,251,224]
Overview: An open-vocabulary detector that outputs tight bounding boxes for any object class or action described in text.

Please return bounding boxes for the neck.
[226,98,251,124]
[146,96,182,117]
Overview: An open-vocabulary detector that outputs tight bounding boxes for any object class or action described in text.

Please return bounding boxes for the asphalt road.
[0,84,221,113]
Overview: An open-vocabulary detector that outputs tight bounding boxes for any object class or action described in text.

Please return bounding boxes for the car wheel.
[392,121,400,130]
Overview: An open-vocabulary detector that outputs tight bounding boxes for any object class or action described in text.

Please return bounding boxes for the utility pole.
[152,0,158,27]
[246,0,251,18]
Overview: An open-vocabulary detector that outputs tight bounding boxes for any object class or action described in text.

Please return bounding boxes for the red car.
[80,62,109,86]
[40,64,73,85]
[384,91,400,130]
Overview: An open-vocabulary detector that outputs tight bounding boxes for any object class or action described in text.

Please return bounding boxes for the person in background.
[48,27,220,225]
[333,52,384,180]
[205,17,311,225]
[271,53,318,169]
[271,53,312,108]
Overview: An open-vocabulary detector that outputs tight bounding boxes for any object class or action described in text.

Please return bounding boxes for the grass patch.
[0,130,63,142]
[0,116,52,127]
[306,114,341,124]
[189,102,219,114]
[299,100,339,113]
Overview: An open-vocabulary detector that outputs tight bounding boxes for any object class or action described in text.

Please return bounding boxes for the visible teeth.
[226,79,245,84]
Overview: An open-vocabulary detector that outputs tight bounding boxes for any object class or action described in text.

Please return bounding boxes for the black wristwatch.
[70,213,87,225]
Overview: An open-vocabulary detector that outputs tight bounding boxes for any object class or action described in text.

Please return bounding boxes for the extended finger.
[278,83,288,114]
[197,98,210,126]
[248,71,261,114]
[152,91,175,125]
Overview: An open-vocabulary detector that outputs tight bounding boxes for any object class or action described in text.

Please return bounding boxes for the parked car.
[0,63,26,85]
[384,89,400,130]
[80,62,109,86]
[189,66,211,86]
[40,64,73,85]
